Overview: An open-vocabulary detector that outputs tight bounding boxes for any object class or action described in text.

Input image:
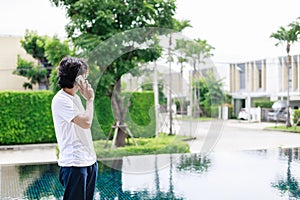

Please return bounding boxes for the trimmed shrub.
[0,91,55,144]
[125,92,155,138]
[0,91,155,144]
[92,92,156,140]
[253,100,274,108]
[203,105,219,118]
[210,105,219,118]
[293,110,300,125]
[93,96,114,140]
[227,104,233,119]
[93,134,190,159]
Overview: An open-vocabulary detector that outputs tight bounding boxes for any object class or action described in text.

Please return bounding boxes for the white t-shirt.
[51,89,96,167]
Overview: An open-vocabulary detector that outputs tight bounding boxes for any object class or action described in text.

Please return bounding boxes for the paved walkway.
[0,143,57,165]
[185,120,300,153]
[1,120,300,165]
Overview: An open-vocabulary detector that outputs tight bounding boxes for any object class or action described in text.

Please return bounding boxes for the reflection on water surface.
[1,147,300,199]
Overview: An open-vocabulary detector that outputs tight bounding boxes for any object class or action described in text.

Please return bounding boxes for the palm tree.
[167,20,191,135]
[175,38,214,118]
[175,42,188,116]
[270,22,299,127]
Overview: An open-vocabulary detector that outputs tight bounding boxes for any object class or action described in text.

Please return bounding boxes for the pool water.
[1,147,300,200]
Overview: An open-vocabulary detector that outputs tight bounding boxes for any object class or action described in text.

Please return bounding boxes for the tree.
[173,19,192,79]
[13,56,48,90]
[175,38,214,117]
[14,30,73,90]
[293,18,300,36]
[174,45,188,115]
[193,70,225,117]
[51,0,188,147]
[270,21,300,127]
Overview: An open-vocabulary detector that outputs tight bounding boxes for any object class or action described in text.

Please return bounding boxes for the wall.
[0,35,37,91]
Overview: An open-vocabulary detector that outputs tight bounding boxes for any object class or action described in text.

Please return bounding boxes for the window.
[256,60,262,89]
[237,64,245,90]
[258,68,262,89]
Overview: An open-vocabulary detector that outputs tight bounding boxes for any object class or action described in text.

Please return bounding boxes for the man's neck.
[63,88,76,96]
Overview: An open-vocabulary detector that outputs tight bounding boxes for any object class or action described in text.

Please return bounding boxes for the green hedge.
[0,91,155,145]
[125,92,155,138]
[0,91,55,145]
[92,96,114,140]
[93,92,156,140]
[253,100,274,108]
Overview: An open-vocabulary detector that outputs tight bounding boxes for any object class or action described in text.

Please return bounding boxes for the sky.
[1,0,300,64]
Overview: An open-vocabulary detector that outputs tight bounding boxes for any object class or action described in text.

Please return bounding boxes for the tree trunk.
[192,62,199,118]
[111,80,128,147]
[180,67,184,115]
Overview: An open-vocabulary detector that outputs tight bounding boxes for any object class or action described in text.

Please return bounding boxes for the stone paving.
[0,143,57,165]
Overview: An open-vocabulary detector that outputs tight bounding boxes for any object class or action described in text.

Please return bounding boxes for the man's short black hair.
[57,57,88,89]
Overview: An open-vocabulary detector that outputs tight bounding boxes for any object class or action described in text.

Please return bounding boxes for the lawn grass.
[94,134,191,160]
[173,115,216,121]
[265,125,300,133]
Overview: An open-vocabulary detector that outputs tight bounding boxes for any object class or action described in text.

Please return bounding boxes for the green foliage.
[225,93,232,104]
[18,30,52,89]
[141,83,153,91]
[175,38,214,117]
[175,38,214,69]
[270,22,299,49]
[254,100,274,108]
[16,30,74,90]
[51,0,190,146]
[0,91,55,145]
[174,98,189,114]
[227,104,234,119]
[49,67,60,93]
[44,36,75,66]
[141,80,167,105]
[126,92,156,138]
[93,92,156,139]
[51,0,180,46]
[50,0,184,95]
[21,30,49,63]
[93,96,114,140]
[193,70,225,117]
[293,110,300,125]
[266,125,300,133]
[0,91,156,144]
[93,134,190,159]
[13,56,48,90]
[204,105,219,118]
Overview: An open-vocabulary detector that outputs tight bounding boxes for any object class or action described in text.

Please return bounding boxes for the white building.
[230,55,300,115]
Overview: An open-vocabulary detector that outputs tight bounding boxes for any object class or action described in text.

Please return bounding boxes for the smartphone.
[75,75,85,89]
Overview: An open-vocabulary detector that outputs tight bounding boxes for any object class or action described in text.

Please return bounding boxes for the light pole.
[286,55,292,127]
[153,62,159,138]
[168,33,173,135]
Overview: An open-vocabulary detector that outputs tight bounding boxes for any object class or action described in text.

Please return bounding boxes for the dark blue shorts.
[59,162,98,200]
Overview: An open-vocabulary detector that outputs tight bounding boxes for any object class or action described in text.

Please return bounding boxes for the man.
[51,57,98,200]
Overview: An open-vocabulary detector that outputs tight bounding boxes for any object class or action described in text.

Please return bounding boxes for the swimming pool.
[1,147,300,199]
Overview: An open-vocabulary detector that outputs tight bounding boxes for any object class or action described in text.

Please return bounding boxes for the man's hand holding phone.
[76,75,94,101]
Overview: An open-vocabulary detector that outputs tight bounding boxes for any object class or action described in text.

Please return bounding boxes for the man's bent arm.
[72,99,94,129]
